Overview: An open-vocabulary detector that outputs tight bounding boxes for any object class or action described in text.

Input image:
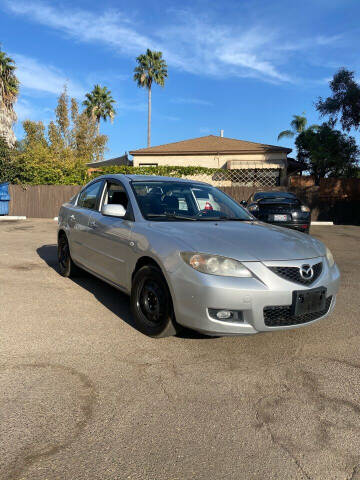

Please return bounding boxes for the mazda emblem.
[300,264,314,280]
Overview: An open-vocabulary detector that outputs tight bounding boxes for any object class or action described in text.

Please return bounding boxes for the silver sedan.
[58,174,340,337]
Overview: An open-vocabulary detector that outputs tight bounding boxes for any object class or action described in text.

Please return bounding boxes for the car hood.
[152,220,325,261]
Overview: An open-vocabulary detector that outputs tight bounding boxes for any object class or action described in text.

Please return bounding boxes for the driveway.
[0,220,359,480]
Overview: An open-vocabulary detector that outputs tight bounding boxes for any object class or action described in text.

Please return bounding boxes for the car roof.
[125,174,208,183]
[99,173,210,185]
[254,191,296,197]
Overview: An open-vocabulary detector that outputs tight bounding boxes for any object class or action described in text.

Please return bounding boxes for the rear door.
[86,179,134,288]
[68,179,105,269]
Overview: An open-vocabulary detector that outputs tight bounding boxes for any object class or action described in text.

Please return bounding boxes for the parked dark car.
[241,191,311,233]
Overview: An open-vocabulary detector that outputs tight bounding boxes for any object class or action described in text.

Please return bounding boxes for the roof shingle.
[129,135,291,155]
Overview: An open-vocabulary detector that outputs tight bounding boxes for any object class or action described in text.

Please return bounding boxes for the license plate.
[292,287,327,316]
[274,214,288,222]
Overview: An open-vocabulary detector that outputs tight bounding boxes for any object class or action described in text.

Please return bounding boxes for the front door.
[86,180,134,288]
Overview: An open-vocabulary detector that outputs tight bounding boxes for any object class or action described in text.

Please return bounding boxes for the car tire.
[57,232,80,277]
[130,265,180,338]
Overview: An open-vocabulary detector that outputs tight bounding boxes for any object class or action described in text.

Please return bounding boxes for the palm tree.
[83,85,116,133]
[277,113,318,141]
[0,47,19,146]
[134,49,168,147]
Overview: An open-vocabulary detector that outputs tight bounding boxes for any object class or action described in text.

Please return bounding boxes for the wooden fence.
[7,184,285,218]
[8,185,81,218]
[5,179,360,224]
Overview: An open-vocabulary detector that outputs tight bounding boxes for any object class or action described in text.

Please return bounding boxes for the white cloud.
[12,53,86,98]
[171,97,213,106]
[14,98,32,121]
[5,1,342,84]
[6,1,156,55]
[15,98,53,124]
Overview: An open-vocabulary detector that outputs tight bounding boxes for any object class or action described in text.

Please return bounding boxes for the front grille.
[264,296,332,327]
[269,262,323,286]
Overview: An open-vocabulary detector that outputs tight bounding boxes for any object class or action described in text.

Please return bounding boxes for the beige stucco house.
[129,135,292,171]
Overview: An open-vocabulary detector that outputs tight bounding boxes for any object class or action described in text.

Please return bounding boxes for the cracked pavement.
[0,220,360,480]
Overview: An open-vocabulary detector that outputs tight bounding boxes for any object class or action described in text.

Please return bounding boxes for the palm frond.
[290,114,307,133]
[133,49,168,90]
[0,48,19,109]
[82,84,116,126]
[277,130,294,141]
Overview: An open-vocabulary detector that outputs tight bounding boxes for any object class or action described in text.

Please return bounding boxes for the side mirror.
[101,204,126,218]
[240,200,247,207]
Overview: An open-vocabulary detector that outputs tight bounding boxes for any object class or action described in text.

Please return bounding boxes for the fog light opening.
[217,310,232,319]
[208,309,243,322]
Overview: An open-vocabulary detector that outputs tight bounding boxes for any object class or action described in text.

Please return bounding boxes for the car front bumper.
[169,258,340,336]
[264,221,310,232]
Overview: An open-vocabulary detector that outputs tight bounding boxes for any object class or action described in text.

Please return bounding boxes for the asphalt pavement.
[0,220,360,480]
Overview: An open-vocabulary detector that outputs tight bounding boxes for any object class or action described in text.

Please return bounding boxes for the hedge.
[4,163,220,185]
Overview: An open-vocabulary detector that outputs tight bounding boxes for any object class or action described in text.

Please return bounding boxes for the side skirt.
[73,259,130,296]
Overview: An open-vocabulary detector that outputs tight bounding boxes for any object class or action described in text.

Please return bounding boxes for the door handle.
[89,220,97,228]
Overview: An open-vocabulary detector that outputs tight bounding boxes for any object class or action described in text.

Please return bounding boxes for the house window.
[139,163,158,167]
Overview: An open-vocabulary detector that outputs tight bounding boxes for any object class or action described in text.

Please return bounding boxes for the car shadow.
[36,244,213,340]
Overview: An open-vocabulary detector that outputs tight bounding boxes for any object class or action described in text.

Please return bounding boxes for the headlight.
[301,205,310,213]
[181,252,253,277]
[248,205,259,212]
[326,247,335,267]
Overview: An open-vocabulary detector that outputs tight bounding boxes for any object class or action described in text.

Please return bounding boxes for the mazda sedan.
[57,175,340,338]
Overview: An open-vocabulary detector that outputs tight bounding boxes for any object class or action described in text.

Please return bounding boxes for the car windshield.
[254,192,297,201]
[131,181,253,221]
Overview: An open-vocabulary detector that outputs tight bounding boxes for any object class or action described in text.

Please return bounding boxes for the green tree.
[12,88,109,184]
[0,136,19,182]
[295,123,359,185]
[316,68,360,132]
[0,47,19,146]
[278,113,318,141]
[82,84,116,133]
[134,49,168,147]
[22,120,47,147]
[56,87,70,145]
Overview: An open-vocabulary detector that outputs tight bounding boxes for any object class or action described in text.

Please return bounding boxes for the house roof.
[87,154,130,168]
[129,135,292,156]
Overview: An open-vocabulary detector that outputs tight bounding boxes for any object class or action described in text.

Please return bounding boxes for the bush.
[89,165,219,180]
[0,149,225,185]
[0,137,20,183]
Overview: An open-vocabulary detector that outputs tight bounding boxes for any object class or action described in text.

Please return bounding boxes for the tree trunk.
[0,104,16,147]
[147,86,151,147]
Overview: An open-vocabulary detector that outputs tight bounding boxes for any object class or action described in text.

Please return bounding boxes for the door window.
[77,181,103,210]
[102,181,133,220]
[104,183,129,209]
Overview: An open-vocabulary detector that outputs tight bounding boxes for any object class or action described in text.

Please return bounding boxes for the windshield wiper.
[197,215,252,221]
[145,213,253,222]
[146,213,198,221]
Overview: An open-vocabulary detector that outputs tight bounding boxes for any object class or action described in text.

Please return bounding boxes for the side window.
[103,182,129,209]
[102,181,133,220]
[77,181,103,210]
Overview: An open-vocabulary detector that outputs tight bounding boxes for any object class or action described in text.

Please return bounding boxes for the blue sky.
[1,0,359,158]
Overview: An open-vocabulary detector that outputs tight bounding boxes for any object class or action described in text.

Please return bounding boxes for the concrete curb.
[0,216,26,221]
[311,221,334,225]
